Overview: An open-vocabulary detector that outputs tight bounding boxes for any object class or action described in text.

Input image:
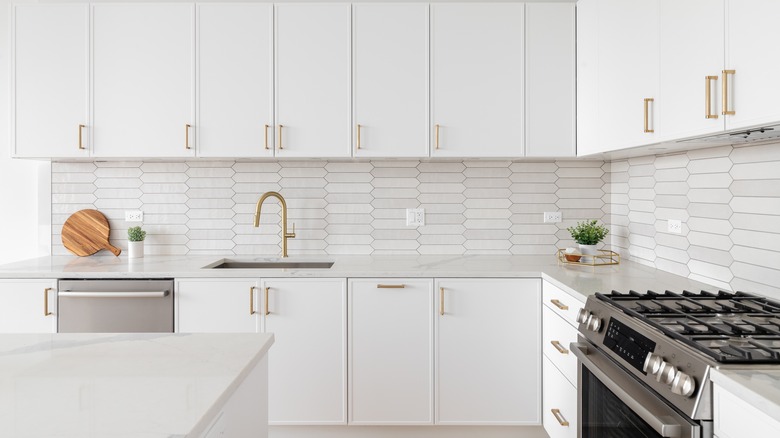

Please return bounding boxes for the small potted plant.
[567,220,609,263]
[127,226,147,259]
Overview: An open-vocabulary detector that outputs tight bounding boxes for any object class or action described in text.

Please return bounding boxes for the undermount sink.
[203,259,335,270]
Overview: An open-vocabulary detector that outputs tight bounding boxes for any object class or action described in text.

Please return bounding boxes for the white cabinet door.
[175,279,259,333]
[275,3,351,158]
[658,0,725,141]
[352,3,429,158]
[597,0,659,153]
[525,3,576,157]
[542,356,577,438]
[261,278,347,425]
[725,0,780,129]
[431,3,524,158]
[435,278,541,425]
[348,279,434,425]
[0,280,57,333]
[92,4,194,158]
[576,0,600,156]
[197,4,274,158]
[12,4,89,158]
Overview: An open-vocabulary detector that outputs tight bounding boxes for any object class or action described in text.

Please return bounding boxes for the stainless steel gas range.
[572,290,780,438]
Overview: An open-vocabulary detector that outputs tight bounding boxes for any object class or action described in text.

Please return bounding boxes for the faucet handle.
[288,222,296,238]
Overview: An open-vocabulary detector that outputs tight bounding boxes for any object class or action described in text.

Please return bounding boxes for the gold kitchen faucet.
[253,191,296,258]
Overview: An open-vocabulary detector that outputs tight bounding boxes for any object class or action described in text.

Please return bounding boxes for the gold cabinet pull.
[264,287,270,316]
[435,124,440,150]
[705,75,719,119]
[643,98,654,133]
[44,287,53,316]
[439,287,445,316]
[356,124,362,150]
[722,69,736,115]
[551,409,570,427]
[264,124,270,150]
[185,124,192,149]
[550,299,568,311]
[78,124,86,150]
[250,286,257,315]
[377,284,405,289]
[551,340,569,355]
[277,124,284,150]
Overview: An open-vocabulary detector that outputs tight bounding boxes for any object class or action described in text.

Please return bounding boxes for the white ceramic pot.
[128,241,144,259]
[579,244,598,263]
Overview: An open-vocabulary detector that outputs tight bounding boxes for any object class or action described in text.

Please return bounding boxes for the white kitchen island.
[0,332,273,438]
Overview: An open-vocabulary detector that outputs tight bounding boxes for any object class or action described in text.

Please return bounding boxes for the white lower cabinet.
[713,383,780,438]
[176,278,260,333]
[543,356,577,438]
[0,279,58,333]
[348,279,434,425]
[435,278,541,425]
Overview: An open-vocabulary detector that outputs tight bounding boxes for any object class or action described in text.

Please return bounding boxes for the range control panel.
[602,317,657,374]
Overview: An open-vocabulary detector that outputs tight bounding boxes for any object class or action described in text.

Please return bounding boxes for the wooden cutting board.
[61,209,121,257]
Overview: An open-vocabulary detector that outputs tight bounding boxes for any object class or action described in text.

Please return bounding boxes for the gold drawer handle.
[435,124,440,150]
[377,284,405,289]
[550,299,568,311]
[250,286,256,315]
[722,69,735,116]
[44,287,53,316]
[264,287,270,315]
[551,340,569,355]
[278,125,284,150]
[643,98,654,133]
[357,124,362,150]
[439,287,445,316]
[185,124,192,150]
[264,124,269,150]
[551,409,569,427]
[705,75,719,119]
[78,124,86,150]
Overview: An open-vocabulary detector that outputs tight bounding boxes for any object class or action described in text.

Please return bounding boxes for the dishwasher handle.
[59,290,169,298]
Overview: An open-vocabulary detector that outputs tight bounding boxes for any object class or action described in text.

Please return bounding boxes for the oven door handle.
[571,343,684,438]
[59,291,169,298]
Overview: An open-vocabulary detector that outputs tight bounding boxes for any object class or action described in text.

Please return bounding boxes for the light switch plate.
[543,212,562,223]
[125,210,144,222]
[668,219,682,234]
[406,208,425,227]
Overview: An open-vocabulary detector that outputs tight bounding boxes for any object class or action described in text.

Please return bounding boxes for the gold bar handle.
[435,124,440,150]
[44,287,53,316]
[643,98,654,133]
[78,124,86,150]
[264,287,270,316]
[185,124,192,149]
[356,124,362,150]
[551,409,570,427]
[722,69,735,115]
[278,124,283,150]
[439,287,445,316]
[377,284,405,289]
[264,124,269,150]
[250,286,256,315]
[550,299,568,311]
[705,76,719,119]
[551,340,569,355]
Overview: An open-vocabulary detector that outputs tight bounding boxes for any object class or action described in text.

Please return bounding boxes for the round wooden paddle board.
[61,209,121,257]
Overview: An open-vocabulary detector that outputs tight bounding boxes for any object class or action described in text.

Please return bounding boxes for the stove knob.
[585,314,602,332]
[643,353,663,375]
[671,372,696,397]
[656,361,677,385]
[576,308,590,324]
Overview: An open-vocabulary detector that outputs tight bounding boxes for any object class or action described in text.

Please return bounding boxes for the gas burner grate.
[596,290,780,364]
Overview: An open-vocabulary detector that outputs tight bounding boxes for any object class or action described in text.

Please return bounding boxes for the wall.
[606,142,780,300]
[51,160,608,256]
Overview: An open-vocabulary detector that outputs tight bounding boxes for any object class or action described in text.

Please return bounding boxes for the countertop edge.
[710,369,780,424]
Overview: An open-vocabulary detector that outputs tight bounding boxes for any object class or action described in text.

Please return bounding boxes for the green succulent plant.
[128,226,147,242]
[567,220,609,246]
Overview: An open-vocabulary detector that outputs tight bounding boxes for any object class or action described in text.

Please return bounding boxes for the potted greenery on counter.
[128,226,147,259]
[567,220,609,263]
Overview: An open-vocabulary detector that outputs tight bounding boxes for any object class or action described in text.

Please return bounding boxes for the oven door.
[571,342,707,438]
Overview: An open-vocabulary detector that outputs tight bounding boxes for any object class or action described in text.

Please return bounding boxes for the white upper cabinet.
[658,0,725,142]
[196,3,274,158]
[576,0,600,156]
[525,3,576,157]
[274,3,351,158]
[352,3,429,158]
[431,3,525,158]
[725,0,780,130]
[12,4,89,158]
[92,3,194,158]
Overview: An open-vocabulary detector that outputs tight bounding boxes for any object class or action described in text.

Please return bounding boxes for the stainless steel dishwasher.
[58,279,174,333]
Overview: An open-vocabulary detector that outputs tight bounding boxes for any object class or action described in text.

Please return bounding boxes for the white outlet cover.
[543,212,562,223]
[406,208,425,226]
[125,210,144,222]
[668,219,682,234]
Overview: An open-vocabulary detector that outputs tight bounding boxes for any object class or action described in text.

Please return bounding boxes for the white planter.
[128,241,144,259]
[578,244,598,263]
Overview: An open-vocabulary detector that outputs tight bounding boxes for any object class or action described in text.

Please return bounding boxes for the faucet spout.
[253,191,296,257]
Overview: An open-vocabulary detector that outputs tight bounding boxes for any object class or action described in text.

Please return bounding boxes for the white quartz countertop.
[711,369,780,423]
[0,254,721,301]
[0,332,274,438]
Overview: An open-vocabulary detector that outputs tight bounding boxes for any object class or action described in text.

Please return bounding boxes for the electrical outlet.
[406,208,425,227]
[125,211,144,222]
[668,219,682,234]
[543,212,562,223]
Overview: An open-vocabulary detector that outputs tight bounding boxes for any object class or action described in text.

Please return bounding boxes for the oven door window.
[582,367,662,438]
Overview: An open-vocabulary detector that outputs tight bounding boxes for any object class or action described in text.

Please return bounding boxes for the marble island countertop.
[0,333,273,438]
[0,254,720,302]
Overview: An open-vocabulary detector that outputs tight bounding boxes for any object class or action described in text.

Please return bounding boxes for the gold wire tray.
[556,249,620,266]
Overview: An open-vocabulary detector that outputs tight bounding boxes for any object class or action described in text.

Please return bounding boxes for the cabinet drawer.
[714,384,780,438]
[543,280,584,329]
[542,305,579,387]
[543,356,577,438]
